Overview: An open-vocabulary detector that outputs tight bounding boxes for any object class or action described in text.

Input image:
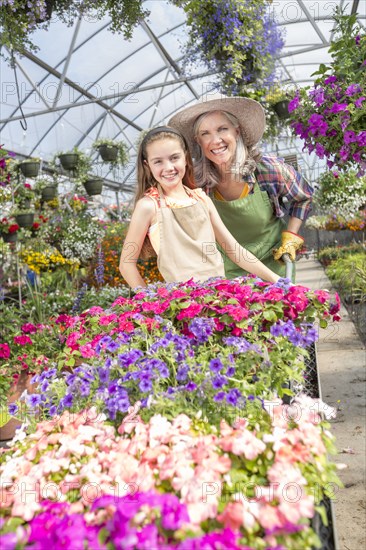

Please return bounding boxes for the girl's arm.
[119,198,155,288]
[206,196,280,284]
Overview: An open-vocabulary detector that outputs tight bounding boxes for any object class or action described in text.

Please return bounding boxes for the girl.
[119,126,281,288]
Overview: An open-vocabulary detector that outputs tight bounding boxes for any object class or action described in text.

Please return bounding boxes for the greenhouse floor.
[296,258,366,550]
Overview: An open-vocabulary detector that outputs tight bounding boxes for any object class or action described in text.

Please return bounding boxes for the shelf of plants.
[0,275,342,550]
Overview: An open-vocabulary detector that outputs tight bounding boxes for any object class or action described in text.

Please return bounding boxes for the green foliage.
[0,0,149,58]
[314,170,366,217]
[326,253,366,301]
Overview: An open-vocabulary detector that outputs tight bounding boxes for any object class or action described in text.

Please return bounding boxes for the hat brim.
[168,97,266,154]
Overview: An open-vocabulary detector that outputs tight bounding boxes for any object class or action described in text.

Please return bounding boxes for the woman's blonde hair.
[135,127,196,258]
[193,110,262,190]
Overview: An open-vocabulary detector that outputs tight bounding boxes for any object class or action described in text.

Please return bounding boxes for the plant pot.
[98,144,118,162]
[15,213,34,229]
[0,371,36,441]
[1,232,18,243]
[273,100,290,120]
[58,153,79,171]
[83,178,103,196]
[19,162,40,178]
[41,186,57,201]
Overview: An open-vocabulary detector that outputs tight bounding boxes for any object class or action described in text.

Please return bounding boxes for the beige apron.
[155,185,225,283]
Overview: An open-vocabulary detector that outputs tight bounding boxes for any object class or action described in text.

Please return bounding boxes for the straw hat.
[168,93,266,153]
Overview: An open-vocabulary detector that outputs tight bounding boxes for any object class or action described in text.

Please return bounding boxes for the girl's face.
[195,111,239,167]
[145,137,187,190]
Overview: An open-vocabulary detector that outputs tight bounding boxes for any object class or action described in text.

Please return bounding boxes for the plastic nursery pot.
[273,100,290,120]
[15,213,35,228]
[98,145,118,162]
[58,153,79,170]
[83,178,103,196]
[41,186,57,201]
[1,232,18,243]
[19,161,40,178]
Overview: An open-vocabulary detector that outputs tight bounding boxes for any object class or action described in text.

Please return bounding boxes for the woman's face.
[195,111,239,167]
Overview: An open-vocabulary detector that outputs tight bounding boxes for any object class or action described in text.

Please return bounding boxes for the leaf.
[263,310,277,322]
[0,409,11,428]
[64,357,75,367]
[319,319,328,329]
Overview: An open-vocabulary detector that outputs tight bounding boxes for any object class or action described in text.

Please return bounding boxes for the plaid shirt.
[246,155,314,220]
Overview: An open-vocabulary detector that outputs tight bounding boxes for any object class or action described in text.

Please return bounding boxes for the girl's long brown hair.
[135,129,196,258]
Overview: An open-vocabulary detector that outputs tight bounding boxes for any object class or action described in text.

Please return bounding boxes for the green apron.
[211,181,287,279]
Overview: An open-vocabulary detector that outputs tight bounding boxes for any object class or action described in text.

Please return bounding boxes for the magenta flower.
[357,131,366,147]
[13,335,33,346]
[0,343,10,359]
[324,75,337,85]
[308,114,328,136]
[288,94,300,112]
[329,103,348,113]
[21,323,38,334]
[355,96,365,108]
[344,130,357,144]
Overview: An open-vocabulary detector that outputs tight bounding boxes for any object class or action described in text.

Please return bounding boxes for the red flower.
[8,224,20,233]
[32,222,40,230]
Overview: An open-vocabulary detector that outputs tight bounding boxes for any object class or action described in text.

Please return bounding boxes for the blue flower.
[8,403,18,415]
[209,358,223,373]
[212,375,227,389]
[26,394,42,407]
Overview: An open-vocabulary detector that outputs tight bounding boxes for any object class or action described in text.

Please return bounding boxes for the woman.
[168,95,313,279]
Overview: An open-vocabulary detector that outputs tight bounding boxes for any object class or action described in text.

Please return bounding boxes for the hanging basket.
[273,100,290,120]
[58,153,79,171]
[15,213,35,228]
[98,144,118,162]
[41,186,57,201]
[1,232,18,243]
[19,162,40,178]
[83,178,103,196]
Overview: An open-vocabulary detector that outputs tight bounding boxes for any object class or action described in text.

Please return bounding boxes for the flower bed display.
[0,396,339,549]
[0,277,341,549]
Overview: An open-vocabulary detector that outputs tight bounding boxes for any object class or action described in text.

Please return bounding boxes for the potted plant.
[83,177,104,196]
[56,147,92,179]
[35,178,58,201]
[288,9,366,175]
[0,1,149,60]
[12,207,35,229]
[0,217,20,243]
[266,86,293,120]
[174,0,285,92]
[92,138,129,165]
[18,158,41,178]
[13,182,34,208]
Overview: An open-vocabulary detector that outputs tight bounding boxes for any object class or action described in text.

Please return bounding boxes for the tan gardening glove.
[273,231,304,262]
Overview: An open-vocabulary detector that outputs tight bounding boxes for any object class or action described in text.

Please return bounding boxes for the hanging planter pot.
[58,153,79,171]
[15,213,35,229]
[98,144,118,162]
[41,186,57,201]
[19,161,40,178]
[1,232,18,243]
[83,178,103,196]
[273,100,290,120]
